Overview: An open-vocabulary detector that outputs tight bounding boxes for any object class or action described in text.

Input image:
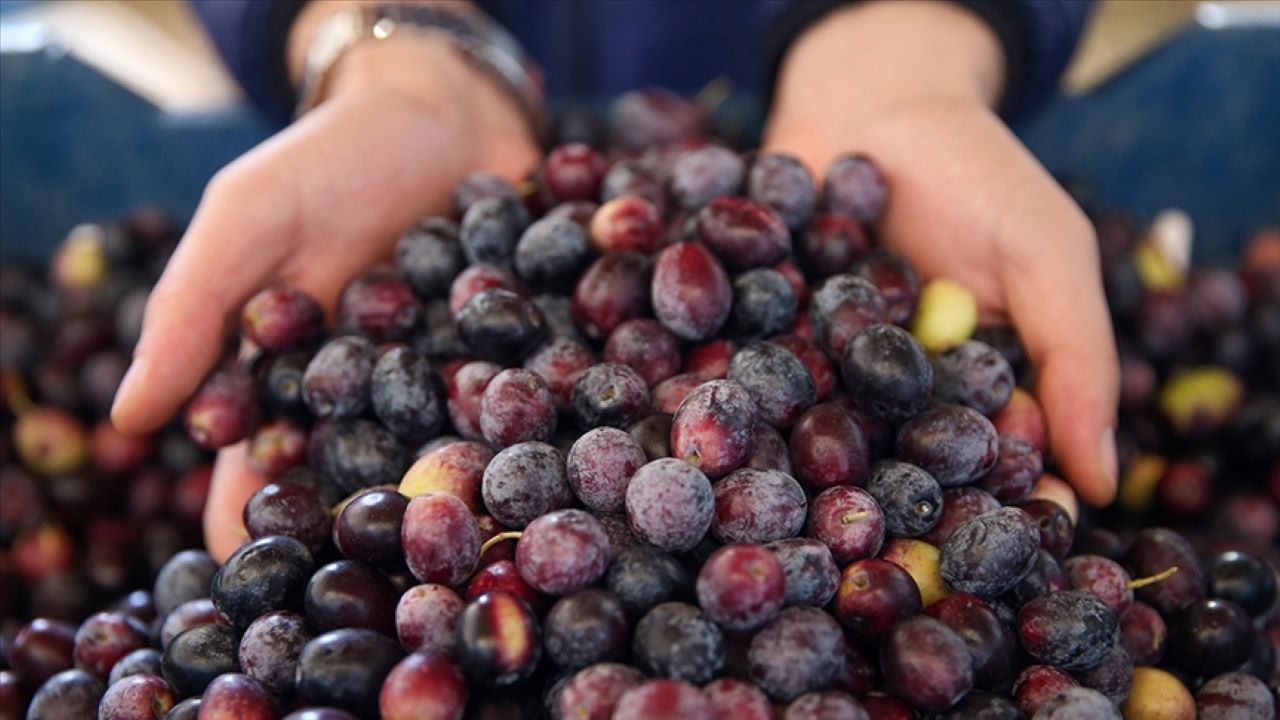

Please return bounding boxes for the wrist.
[296,19,539,177]
[768,1,1004,140]
[325,34,510,124]
[287,1,484,87]
[288,2,538,162]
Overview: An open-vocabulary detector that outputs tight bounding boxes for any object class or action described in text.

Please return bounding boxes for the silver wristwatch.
[296,3,545,142]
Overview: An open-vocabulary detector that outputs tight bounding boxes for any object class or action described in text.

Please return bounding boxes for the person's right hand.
[110,32,541,561]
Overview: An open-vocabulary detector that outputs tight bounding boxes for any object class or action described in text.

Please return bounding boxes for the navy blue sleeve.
[762,0,1093,119]
[190,0,305,126]
[193,0,1090,127]
[1013,0,1092,116]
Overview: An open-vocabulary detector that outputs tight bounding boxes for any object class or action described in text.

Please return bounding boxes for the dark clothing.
[191,0,1092,127]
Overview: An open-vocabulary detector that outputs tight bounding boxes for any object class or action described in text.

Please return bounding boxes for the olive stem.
[1127,566,1178,590]
[840,510,871,525]
[480,530,523,557]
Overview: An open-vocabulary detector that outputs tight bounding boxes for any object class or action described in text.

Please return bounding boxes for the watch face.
[371,16,399,41]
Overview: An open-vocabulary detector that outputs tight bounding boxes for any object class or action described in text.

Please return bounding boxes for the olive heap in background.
[1,88,1277,720]
[0,215,219,717]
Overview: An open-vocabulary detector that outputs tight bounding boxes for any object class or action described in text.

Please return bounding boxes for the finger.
[1027,473,1080,524]
[203,443,268,563]
[111,160,295,436]
[112,86,542,438]
[109,103,385,438]
[1003,214,1120,507]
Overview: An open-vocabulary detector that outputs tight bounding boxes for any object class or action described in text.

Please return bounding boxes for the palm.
[855,108,1015,321]
[766,99,1119,509]
[164,93,537,560]
[207,93,538,311]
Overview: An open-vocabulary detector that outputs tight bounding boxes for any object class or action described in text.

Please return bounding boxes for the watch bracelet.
[296,2,547,144]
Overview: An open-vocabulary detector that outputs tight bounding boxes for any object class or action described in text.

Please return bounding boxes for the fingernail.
[1099,426,1118,488]
[111,358,146,421]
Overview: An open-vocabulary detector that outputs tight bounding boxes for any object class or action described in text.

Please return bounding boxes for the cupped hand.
[765,95,1119,509]
[110,36,540,561]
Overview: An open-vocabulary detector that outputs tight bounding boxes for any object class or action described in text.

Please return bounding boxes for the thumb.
[204,443,269,564]
[110,164,289,436]
[1002,214,1120,507]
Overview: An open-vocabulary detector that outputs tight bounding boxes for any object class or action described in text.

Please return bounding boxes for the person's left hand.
[763,2,1119,508]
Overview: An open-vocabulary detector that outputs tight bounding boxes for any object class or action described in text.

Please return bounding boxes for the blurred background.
[1,0,1277,265]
